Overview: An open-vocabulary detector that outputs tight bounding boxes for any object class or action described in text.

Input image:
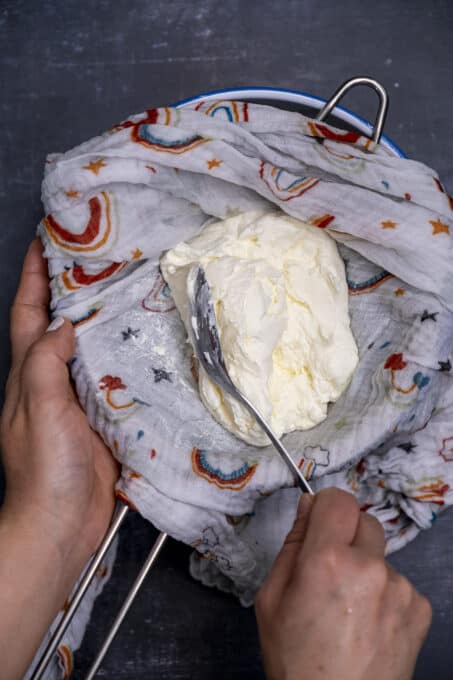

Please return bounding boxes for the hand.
[255,488,432,680]
[0,239,119,679]
[1,239,118,568]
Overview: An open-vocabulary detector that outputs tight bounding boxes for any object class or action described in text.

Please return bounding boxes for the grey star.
[421,310,438,322]
[153,368,172,383]
[398,442,416,453]
[122,327,140,340]
[438,359,452,372]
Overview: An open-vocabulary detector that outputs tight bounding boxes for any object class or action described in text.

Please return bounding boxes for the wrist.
[0,499,89,593]
[0,506,88,679]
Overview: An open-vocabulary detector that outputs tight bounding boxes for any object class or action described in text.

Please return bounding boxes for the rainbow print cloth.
[32,99,453,677]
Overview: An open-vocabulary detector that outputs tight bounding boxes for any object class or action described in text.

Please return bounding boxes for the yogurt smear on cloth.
[161,210,358,446]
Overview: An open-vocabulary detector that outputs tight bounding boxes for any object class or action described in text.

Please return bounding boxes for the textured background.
[1,1,453,678]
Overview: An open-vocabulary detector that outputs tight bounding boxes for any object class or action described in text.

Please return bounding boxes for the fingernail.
[297,492,315,516]
[46,316,65,332]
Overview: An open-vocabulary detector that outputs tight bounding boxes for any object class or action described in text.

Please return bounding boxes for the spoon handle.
[238,393,314,495]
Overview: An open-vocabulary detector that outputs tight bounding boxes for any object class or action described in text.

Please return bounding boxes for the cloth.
[25,537,118,679]
[34,100,453,673]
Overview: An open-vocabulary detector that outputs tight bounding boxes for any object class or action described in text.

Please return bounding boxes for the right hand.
[255,488,432,680]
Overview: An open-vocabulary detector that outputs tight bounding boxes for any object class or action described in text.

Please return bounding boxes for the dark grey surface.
[1,1,453,678]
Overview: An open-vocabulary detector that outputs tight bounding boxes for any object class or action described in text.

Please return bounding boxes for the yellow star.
[65,189,80,198]
[83,158,107,175]
[132,248,143,259]
[381,220,397,229]
[394,288,405,296]
[430,218,450,235]
[207,158,222,170]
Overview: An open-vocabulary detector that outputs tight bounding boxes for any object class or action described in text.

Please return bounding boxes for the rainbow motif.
[345,260,393,295]
[201,100,249,122]
[71,302,103,328]
[57,645,73,680]
[411,479,450,505]
[114,107,175,130]
[259,161,319,202]
[307,121,368,170]
[43,191,114,255]
[61,260,127,291]
[191,448,257,490]
[308,121,362,145]
[132,124,208,154]
[114,488,138,511]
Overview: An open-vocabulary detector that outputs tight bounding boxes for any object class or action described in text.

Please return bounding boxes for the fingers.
[256,493,314,609]
[285,494,315,547]
[301,487,361,556]
[20,318,75,402]
[353,512,386,558]
[10,239,50,369]
[275,494,315,582]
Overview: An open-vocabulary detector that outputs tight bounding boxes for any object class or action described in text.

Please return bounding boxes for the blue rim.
[174,86,406,159]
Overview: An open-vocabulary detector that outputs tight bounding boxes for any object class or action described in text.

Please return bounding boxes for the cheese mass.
[161,211,358,447]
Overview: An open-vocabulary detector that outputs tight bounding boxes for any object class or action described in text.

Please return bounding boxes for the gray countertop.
[1,1,453,678]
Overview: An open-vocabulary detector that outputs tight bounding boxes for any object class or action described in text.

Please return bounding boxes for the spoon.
[187,265,314,495]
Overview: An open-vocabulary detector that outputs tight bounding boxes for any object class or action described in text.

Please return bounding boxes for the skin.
[255,489,433,680]
[0,240,432,679]
[0,239,118,679]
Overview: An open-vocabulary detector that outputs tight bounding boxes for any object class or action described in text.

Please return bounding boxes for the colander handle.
[316,76,389,145]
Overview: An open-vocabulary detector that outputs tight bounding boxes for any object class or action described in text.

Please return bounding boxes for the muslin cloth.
[34,100,453,675]
[25,538,117,679]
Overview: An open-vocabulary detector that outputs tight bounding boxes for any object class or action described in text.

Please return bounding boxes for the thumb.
[20,317,76,400]
[264,493,315,601]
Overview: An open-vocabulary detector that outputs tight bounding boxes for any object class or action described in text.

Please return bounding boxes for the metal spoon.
[187,265,314,495]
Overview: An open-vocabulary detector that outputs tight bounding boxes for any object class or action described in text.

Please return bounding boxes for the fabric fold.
[34,99,453,675]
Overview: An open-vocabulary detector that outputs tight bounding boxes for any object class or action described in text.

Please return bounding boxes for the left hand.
[1,238,119,568]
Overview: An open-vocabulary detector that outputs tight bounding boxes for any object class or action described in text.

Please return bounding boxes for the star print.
[122,327,140,340]
[430,218,450,235]
[207,158,222,170]
[421,310,438,322]
[132,248,143,259]
[394,288,405,296]
[65,189,80,198]
[153,368,172,383]
[83,158,107,175]
[438,359,452,372]
[398,442,416,453]
[381,220,397,229]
